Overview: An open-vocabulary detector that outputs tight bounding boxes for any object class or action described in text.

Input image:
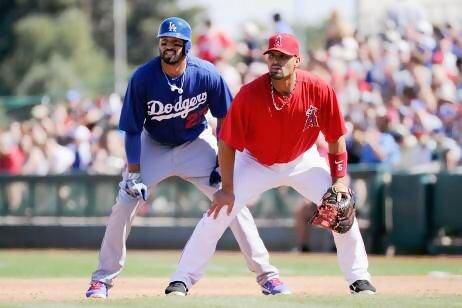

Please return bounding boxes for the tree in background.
[83,0,203,66]
[0,0,203,99]
[12,8,111,98]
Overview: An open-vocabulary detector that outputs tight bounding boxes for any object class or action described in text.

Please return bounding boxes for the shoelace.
[265,278,282,288]
[170,281,188,291]
[89,281,104,290]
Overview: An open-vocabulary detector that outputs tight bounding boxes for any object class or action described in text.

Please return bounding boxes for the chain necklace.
[162,66,186,94]
[270,79,296,111]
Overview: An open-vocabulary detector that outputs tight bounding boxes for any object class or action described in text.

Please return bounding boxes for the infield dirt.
[1,275,461,301]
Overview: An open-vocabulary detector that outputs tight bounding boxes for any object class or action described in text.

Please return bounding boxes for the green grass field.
[1,250,462,278]
[0,250,461,307]
[4,295,462,308]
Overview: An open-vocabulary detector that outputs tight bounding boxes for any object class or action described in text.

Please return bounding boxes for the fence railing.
[0,165,381,218]
[1,167,461,254]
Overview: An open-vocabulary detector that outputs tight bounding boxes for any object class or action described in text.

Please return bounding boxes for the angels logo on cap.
[274,35,282,48]
[263,33,300,57]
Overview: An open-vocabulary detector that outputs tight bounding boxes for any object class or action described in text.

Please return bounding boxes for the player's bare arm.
[216,118,224,136]
[208,140,235,219]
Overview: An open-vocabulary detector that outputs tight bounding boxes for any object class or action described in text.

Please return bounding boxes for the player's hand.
[124,172,148,201]
[332,180,349,198]
[208,189,235,219]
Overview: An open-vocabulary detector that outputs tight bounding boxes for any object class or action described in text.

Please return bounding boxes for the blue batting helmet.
[157,17,192,55]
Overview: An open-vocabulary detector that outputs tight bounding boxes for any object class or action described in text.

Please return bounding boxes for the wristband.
[328,152,347,178]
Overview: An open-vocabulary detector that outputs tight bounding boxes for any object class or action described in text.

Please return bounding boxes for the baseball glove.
[309,185,356,234]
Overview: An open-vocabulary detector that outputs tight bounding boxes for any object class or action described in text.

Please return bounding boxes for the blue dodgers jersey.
[119,56,232,146]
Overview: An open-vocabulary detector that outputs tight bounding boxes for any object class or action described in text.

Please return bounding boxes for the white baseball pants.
[171,146,371,287]
[91,128,279,286]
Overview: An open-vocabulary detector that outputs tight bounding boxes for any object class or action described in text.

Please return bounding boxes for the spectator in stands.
[45,138,74,174]
[70,125,92,172]
[214,60,242,95]
[0,132,25,212]
[324,9,354,49]
[89,129,125,175]
[0,8,461,177]
[0,132,24,175]
[272,13,293,34]
[394,127,435,172]
[22,123,49,175]
[196,18,235,64]
[359,113,400,168]
[237,22,262,66]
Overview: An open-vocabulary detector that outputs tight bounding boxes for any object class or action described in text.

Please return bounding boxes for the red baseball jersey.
[219,70,346,165]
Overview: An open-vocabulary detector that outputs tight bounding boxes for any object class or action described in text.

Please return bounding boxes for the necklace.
[162,66,186,94]
[270,79,296,111]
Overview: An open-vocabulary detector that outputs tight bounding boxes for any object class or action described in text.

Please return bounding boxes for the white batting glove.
[124,172,148,201]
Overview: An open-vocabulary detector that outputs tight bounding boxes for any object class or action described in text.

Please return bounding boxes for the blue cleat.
[261,278,292,295]
[86,281,108,299]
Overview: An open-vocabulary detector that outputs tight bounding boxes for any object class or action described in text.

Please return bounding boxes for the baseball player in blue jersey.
[85,17,290,299]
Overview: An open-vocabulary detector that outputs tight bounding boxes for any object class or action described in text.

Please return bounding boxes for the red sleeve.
[218,90,247,151]
[318,83,347,143]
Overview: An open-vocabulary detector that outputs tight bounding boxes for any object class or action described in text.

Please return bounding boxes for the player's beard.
[269,65,297,80]
[269,64,288,80]
[269,71,284,80]
[269,68,288,80]
[160,49,184,65]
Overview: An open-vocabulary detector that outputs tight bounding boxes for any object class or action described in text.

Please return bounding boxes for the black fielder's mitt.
[309,185,356,234]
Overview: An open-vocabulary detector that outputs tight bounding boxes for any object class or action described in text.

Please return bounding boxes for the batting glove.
[209,156,221,186]
[124,172,148,201]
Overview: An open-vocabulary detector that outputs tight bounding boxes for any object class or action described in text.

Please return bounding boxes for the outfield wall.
[0,218,336,252]
[0,168,461,254]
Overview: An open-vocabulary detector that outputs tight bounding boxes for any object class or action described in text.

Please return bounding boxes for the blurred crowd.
[0,92,125,175]
[194,8,462,173]
[1,5,461,177]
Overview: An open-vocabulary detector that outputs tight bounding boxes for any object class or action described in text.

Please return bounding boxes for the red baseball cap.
[263,33,300,57]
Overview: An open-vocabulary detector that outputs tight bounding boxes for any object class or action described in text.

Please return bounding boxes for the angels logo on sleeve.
[303,105,319,131]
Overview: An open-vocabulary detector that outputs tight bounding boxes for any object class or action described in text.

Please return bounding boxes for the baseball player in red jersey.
[168,33,376,294]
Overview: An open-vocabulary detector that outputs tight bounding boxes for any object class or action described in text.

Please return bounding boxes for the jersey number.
[185,107,209,128]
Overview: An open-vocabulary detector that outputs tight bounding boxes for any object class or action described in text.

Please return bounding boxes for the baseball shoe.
[261,278,292,295]
[165,281,188,296]
[86,281,108,299]
[349,280,376,294]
